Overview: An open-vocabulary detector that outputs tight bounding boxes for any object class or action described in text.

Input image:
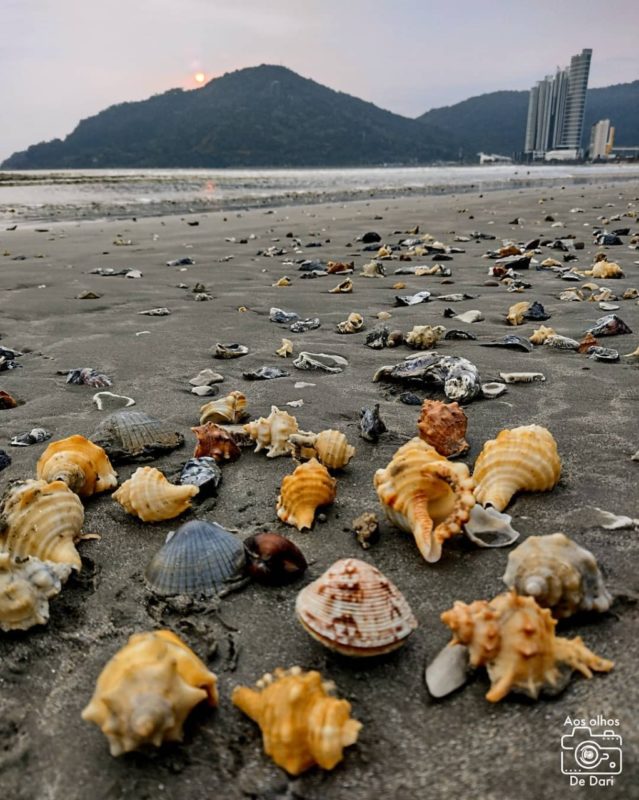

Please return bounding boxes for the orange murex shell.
[417,400,469,458]
[191,422,240,462]
[276,458,336,530]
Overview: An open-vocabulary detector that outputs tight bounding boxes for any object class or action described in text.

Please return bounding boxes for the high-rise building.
[524,49,592,159]
[589,119,615,159]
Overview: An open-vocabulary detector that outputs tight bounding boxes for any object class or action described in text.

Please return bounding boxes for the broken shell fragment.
[293,352,348,373]
[425,642,470,698]
[328,278,353,294]
[243,532,307,585]
[113,467,198,522]
[275,338,293,358]
[92,392,136,411]
[200,391,249,425]
[289,317,321,333]
[296,558,417,656]
[351,512,379,549]
[481,382,507,399]
[544,335,579,351]
[586,314,632,337]
[374,352,481,404]
[189,369,224,387]
[244,406,298,458]
[82,630,218,756]
[36,435,118,497]
[499,372,545,384]
[10,427,52,447]
[336,313,364,334]
[276,459,336,530]
[232,666,361,775]
[270,308,299,324]
[243,366,289,380]
[480,335,533,352]
[405,325,446,350]
[463,504,520,548]
[213,343,249,359]
[588,346,619,362]
[65,367,112,389]
[0,553,71,631]
[359,404,387,442]
[417,400,469,458]
[179,457,222,495]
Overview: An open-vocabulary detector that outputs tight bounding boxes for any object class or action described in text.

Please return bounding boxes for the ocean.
[1,164,638,224]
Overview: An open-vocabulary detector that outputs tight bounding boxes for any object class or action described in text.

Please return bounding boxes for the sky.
[1,0,638,160]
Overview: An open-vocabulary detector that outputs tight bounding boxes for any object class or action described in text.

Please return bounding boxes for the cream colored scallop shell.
[112,467,198,522]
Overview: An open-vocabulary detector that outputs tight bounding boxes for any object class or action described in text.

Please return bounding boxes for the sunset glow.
[194,71,205,84]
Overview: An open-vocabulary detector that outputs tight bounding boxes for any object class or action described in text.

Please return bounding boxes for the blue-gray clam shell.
[145,520,246,597]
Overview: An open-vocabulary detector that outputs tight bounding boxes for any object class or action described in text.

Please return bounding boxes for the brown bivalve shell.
[417,400,469,458]
[276,459,336,530]
[243,532,307,585]
[296,558,417,656]
[113,467,198,522]
[36,434,118,497]
[191,422,241,463]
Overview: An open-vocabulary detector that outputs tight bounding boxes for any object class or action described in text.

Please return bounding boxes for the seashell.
[327,260,354,274]
[454,310,483,324]
[243,366,289,380]
[289,430,355,470]
[586,314,632,337]
[214,343,249,359]
[296,558,417,655]
[138,307,170,316]
[359,404,386,442]
[425,642,470,698]
[622,345,639,362]
[590,287,615,303]
[376,311,392,320]
[588,346,619,362]
[189,369,224,387]
[232,666,361,775]
[365,326,389,349]
[272,276,291,287]
[503,533,611,618]
[145,519,246,596]
[544,334,579,351]
[276,459,336,530]
[523,301,550,321]
[440,591,613,701]
[360,260,385,277]
[499,372,545,383]
[559,288,583,302]
[113,467,198,522]
[374,438,475,562]
[191,385,217,397]
[275,338,293,357]
[191,422,241,463]
[200,391,249,425]
[82,630,218,755]
[0,553,71,631]
[292,352,348,373]
[463,504,520,548]
[598,301,620,311]
[481,381,507,398]
[578,332,599,353]
[417,400,469,458]
[444,329,477,340]
[36,435,118,497]
[244,406,298,458]
[374,352,482,404]
[506,301,529,325]
[91,410,184,462]
[395,290,431,306]
[472,425,561,512]
[328,278,353,293]
[92,391,136,411]
[351,512,379,549]
[289,317,321,333]
[336,312,364,334]
[480,335,532,352]
[588,260,624,279]
[243,532,307,585]
[0,479,85,569]
[65,367,112,388]
[179,457,222,495]
[405,325,446,349]
[10,427,51,447]
[270,308,299,324]
[622,287,638,300]
[393,282,406,290]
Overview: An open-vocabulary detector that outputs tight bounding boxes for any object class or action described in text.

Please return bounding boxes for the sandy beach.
[1,180,638,800]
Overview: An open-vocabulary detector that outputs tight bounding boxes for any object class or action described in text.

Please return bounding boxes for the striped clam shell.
[90,410,184,462]
[145,520,247,597]
[295,558,417,656]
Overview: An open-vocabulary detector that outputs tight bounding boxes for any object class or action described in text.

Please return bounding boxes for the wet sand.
[0,182,638,800]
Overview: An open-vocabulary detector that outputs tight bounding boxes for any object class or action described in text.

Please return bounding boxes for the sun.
[194,72,206,84]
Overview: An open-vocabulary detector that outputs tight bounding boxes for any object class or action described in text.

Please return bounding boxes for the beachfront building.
[589,119,615,160]
[524,48,592,160]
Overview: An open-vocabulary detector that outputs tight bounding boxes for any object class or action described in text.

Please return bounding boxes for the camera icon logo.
[561,727,622,776]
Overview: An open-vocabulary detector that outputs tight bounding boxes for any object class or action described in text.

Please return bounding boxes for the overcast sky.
[1,0,638,160]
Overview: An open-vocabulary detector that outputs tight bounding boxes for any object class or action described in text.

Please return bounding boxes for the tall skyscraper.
[524,49,592,159]
[589,119,615,159]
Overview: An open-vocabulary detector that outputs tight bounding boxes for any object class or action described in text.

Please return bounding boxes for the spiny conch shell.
[529,325,556,345]
[243,406,298,458]
[0,480,85,570]
[472,425,561,512]
[191,422,241,463]
[503,533,612,618]
[336,312,364,334]
[506,301,529,325]
[199,390,248,425]
[405,325,446,349]
[463,504,520,548]
[587,260,624,279]
[295,558,417,656]
[360,260,385,277]
[36,435,118,497]
[82,630,218,756]
[275,338,293,358]
[113,467,198,522]
[440,591,613,702]
[232,666,361,775]
[276,458,337,530]
[145,520,247,596]
[373,438,475,562]
[417,400,469,458]
[0,553,71,631]
[90,410,184,462]
[328,278,353,293]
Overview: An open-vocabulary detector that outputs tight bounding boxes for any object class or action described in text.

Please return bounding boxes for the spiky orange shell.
[588,260,623,279]
[417,400,469,458]
[191,422,240,462]
[113,467,198,522]
[276,459,336,530]
[472,425,561,512]
[36,434,118,497]
[529,326,556,345]
[232,666,361,775]
[82,630,218,756]
[441,591,613,702]
[506,301,530,325]
[0,479,85,569]
[373,438,475,562]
